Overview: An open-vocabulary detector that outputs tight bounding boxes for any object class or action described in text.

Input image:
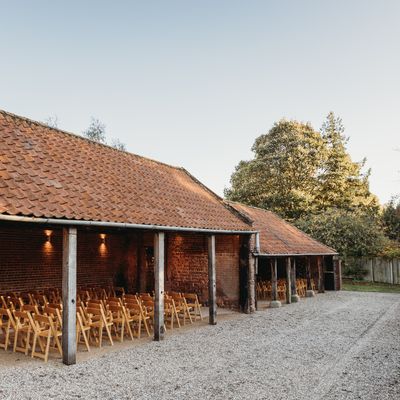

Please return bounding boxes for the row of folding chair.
[0,302,63,362]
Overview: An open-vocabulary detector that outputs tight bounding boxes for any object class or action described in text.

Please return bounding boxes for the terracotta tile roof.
[0,110,253,232]
[228,202,337,255]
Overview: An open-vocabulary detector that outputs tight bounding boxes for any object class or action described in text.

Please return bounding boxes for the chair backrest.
[32,314,52,332]
[125,302,141,314]
[21,304,39,314]
[13,310,30,327]
[0,308,12,325]
[43,306,62,326]
[184,293,198,301]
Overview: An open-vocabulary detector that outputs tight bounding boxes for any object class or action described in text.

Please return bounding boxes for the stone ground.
[0,291,399,400]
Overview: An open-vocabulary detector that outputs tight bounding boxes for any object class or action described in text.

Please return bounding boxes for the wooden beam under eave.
[62,227,77,365]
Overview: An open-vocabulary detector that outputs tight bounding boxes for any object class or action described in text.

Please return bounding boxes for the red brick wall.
[0,224,241,307]
[0,223,134,293]
[166,233,240,308]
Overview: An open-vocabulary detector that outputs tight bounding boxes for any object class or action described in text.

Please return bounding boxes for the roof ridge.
[0,108,181,171]
[181,170,253,226]
[228,201,337,253]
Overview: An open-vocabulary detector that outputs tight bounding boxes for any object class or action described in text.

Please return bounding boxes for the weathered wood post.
[208,235,217,325]
[270,258,281,308]
[62,227,77,365]
[285,257,291,304]
[318,256,325,293]
[305,256,315,297]
[290,258,300,302]
[254,233,260,311]
[333,256,342,290]
[154,231,165,341]
[247,235,256,314]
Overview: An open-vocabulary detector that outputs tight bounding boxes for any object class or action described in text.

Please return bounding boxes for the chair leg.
[44,333,51,363]
[13,329,19,352]
[105,325,114,346]
[31,333,38,358]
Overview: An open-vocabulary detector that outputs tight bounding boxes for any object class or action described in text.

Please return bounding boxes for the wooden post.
[305,256,315,297]
[247,236,256,314]
[285,257,291,304]
[318,256,325,293]
[290,258,297,295]
[208,235,217,325]
[154,232,165,341]
[336,257,342,290]
[270,258,281,308]
[254,233,260,311]
[290,258,300,302]
[62,227,77,365]
[306,257,312,290]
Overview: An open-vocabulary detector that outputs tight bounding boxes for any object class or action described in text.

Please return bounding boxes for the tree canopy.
[295,209,387,258]
[225,113,378,220]
[82,117,127,151]
[382,197,400,242]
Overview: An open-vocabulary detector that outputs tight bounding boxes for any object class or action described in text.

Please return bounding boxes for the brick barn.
[0,110,259,364]
[229,202,340,307]
[0,110,340,365]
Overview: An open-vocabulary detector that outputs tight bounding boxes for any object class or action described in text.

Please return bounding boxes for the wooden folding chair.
[0,308,13,351]
[43,306,63,355]
[13,310,32,355]
[164,299,180,330]
[183,293,203,321]
[170,293,192,325]
[30,314,57,362]
[76,308,91,352]
[86,303,114,347]
[107,302,125,342]
[125,299,150,337]
[123,301,142,339]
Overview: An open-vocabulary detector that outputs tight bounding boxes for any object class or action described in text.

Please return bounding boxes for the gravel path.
[1,291,399,400]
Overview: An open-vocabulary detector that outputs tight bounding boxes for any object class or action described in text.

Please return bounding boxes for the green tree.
[225,114,378,219]
[381,196,400,241]
[316,112,378,212]
[295,209,387,258]
[225,119,325,219]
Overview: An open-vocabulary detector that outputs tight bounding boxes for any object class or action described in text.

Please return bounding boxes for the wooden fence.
[347,257,400,284]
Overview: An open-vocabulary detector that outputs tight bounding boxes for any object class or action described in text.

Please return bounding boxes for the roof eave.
[0,214,257,235]
[254,252,339,257]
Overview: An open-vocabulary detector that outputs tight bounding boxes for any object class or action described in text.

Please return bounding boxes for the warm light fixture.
[100,233,106,244]
[45,229,52,243]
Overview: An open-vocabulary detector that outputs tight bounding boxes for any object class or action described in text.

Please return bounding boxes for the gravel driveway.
[1,291,399,400]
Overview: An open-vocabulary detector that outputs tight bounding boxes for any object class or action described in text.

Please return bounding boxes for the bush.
[295,208,387,258]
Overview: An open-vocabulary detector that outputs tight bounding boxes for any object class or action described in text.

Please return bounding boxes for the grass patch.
[343,281,400,294]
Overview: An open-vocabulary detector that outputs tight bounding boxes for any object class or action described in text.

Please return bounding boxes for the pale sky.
[1,1,399,204]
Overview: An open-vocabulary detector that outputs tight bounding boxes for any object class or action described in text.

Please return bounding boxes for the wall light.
[100,233,106,244]
[45,229,53,243]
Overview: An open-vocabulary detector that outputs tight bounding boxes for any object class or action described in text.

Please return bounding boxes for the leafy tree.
[295,209,387,258]
[316,112,379,212]
[82,117,127,151]
[83,117,107,144]
[225,114,378,219]
[110,138,127,151]
[381,196,400,241]
[225,119,325,219]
